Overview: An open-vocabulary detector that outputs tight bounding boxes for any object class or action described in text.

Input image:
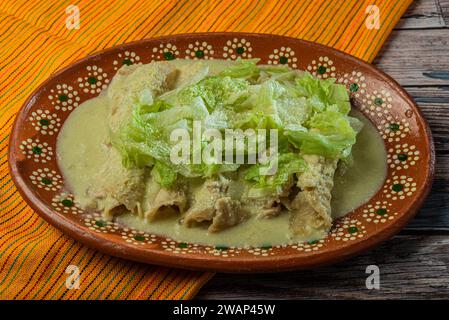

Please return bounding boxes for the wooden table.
[197,0,449,299]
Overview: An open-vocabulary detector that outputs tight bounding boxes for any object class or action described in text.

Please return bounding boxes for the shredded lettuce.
[178,76,248,111]
[244,153,307,188]
[152,161,177,188]
[113,59,361,188]
[219,58,261,79]
[285,110,362,159]
[295,72,351,114]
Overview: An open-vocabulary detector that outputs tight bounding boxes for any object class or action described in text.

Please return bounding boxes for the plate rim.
[8,32,435,273]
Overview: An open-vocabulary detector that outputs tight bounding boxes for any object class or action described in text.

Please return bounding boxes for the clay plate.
[8,33,435,273]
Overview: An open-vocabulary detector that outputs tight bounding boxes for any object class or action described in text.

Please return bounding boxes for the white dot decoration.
[51,193,83,215]
[29,168,62,191]
[121,228,156,245]
[223,38,252,60]
[384,175,417,200]
[185,41,214,60]
[267,47,298,68]
[330,217,367,241]
[77,65,110,94]
[19,138,53,163]
[362,201,397,224]
[84,213,121,234]
[201,245,240,258]
[28,109,61,135]
[112,51,142,70]
[151,43,179,60]
[307,56,336,78]
[387,143,420,170]
[48,84,80,111]
[292,240,325,252]
[377,116,411,143]
[362,89,393,117]
[337,71,367,98]
[247,247,275,257]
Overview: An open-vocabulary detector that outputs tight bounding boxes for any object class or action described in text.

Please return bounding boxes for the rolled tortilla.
[183,179,248,232]
[144,186,187,222]
[290,155,338,240]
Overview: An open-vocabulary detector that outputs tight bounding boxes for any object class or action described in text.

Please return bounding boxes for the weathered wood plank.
[408,175,449,229]
[374,28,449,86]
[396,0,446,29]
[407,87,449,157]
[439,0,449,25]
[403,88,449,229]
[196,235,449,299]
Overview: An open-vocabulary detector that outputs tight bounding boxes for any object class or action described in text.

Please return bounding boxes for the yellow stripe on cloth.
[0,0,412,300]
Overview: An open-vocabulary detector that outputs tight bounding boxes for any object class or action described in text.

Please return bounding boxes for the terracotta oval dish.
[9,33,434,272]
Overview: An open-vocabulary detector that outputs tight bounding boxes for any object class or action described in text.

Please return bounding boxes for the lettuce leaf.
[152,161,177,188]
[285,110,362,159]
[177,76,248,111]
[295,72,351,114]
[244,153,306,188]
[219,58,261,79]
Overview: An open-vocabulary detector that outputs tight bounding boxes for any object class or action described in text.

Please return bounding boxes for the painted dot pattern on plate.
[121,228,156,245]
[362,89,393,117]
[77,65,110,94]
[362,201,397,224]
[185,41,215,59]
[29,168,62,191]
[52,193,83,215]
[84,213,121,234]
[378,116,411,143]
[20,138,53,163]
[151,43,179,60]
[267,47,298,68]
[113,51,141,70]
[387,143,420,170]
[330,217,367,241]
[384,175,417,200]
[338,71,367,98]
[223,38,252,59]
[248,246,275,257]
[161,240,203,254]
[28,109,61,135]
[203,245,241,258]
[292,239,325,252]
[307,56,336,79]
[48,84,80,111]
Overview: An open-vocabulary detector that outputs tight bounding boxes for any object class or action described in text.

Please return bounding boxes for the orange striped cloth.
[0,0,412,299]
